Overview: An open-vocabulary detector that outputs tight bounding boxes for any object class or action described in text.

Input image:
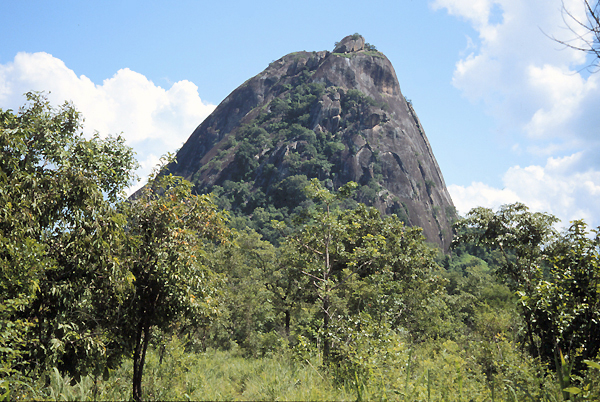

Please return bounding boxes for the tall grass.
[33,334,600,401]
[36,335,352,401]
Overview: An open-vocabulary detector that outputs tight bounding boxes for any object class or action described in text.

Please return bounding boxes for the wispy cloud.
[0,52,216,193]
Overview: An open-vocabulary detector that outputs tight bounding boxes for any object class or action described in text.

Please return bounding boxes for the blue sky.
[2,0,599,228]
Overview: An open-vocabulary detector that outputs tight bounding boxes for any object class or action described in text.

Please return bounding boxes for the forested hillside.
[2,93,600,401]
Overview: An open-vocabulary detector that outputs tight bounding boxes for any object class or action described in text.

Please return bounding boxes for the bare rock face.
[170,35,456,249]
[333,34,365,53]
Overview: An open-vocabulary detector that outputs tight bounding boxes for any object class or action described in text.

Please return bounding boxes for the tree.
[1,93,230,401]
[277,179,363,358]
[453,203,558,290]
[453,204,600,382]
[452,203,558,358]
[524,221,600,379]
[121,166,229,402]
[0,92,138,396]
[202,228,281,353]
[265,241,308,337]
[553,0,600,70]
[279,179,443,359]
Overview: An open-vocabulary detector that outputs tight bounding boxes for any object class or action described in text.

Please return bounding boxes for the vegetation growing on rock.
[170,34,456,249]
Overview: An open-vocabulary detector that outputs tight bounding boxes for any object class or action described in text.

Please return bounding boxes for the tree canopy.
[0,94,229,401]
[122,166,230,401]
[453,203,600,396]
[1,92,138,385]
[277,179,444,362]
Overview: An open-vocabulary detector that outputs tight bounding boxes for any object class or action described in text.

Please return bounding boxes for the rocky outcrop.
[333,34,365,53]
[170,35,456,250]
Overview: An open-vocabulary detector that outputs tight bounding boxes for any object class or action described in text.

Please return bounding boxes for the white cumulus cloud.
[447,182,520,216]
[0,52,216,193]
[449,152,600,228]
[432,0,598,144]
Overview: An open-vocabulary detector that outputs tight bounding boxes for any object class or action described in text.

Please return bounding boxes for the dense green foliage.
[0,95,229,401]
[2,94,600,401]
[454,203,600,400]
[0,92,138,389]
[120,167,230,400]
[192,70,393,244]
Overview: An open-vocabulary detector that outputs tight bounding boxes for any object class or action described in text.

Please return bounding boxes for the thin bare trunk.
[323,296,330,359]
[132,321,151,402]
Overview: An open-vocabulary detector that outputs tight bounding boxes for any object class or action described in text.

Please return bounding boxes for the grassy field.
[29,333,595,402]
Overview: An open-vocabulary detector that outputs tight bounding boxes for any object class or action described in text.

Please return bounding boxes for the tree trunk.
[323,296,330,359]
[132,322,143,402]
[323,212,331,360]
[285,309,290,337]
[132,321,151,402]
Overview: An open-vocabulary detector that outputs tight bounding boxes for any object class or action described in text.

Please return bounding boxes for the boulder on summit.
[333,34,365,53]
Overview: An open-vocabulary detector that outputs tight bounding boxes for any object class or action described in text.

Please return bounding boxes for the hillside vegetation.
[2,95,600,401]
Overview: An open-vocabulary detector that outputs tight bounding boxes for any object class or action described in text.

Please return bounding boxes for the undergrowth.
[25,334,600,401]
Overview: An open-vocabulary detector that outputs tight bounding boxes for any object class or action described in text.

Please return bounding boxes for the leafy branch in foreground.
[0,92,138,396]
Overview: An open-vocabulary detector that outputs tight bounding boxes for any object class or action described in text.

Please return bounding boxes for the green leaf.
[584,360,600,370]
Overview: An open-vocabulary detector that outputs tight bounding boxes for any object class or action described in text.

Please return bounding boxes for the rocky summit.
[169,34,456,249]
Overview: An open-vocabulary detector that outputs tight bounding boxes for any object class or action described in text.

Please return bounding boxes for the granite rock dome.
[169,35,456,249]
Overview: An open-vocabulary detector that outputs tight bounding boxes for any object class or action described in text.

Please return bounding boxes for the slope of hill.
[169,34,456,249]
